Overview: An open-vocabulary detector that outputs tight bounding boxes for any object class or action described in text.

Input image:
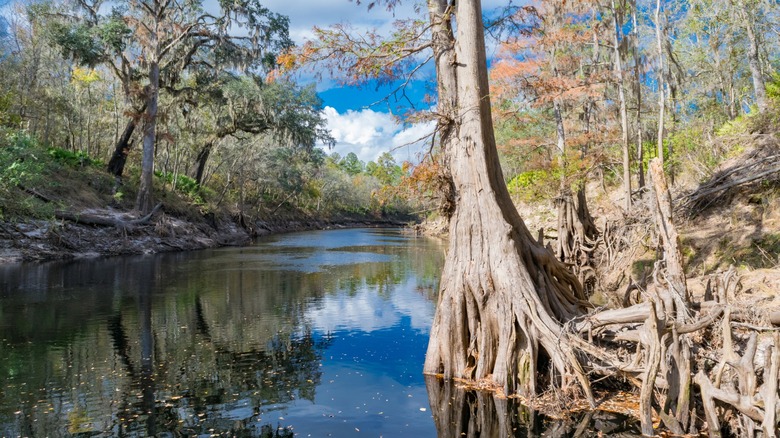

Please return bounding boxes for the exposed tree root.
[427,156,780,436]
[555,186,600,294]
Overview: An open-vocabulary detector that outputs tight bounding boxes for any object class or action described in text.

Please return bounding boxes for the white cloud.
[304,278,434,334]
[262,0,423,44]
[320,106,433,164]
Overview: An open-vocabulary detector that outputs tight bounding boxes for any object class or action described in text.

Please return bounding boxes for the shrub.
[48,147,102,168]
[507,168,558,203]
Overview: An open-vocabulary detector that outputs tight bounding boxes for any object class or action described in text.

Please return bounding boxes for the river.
[0,228,639,437]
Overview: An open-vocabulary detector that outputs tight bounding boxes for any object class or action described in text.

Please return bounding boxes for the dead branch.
[683,136,780,214]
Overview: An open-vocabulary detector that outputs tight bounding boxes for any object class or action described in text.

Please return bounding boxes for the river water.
[0,228,640,437]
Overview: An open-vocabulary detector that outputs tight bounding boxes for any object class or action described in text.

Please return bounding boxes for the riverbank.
[0,207,412,264]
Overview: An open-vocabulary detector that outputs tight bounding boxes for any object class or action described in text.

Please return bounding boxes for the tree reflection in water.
[101,260,332,436]
[108,308,329,435]
[425,376,641,437]
[0,229,445,437]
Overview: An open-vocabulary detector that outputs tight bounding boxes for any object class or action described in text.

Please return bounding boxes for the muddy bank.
[0,207,411,264]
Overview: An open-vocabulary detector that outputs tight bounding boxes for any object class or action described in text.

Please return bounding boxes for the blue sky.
[260,0,439,164]
[263,0,507,165]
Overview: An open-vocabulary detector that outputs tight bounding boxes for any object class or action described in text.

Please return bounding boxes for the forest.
[2,0,780,436]
[0,0,416,233]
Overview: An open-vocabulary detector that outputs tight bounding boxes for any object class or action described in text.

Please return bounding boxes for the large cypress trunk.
[423,0,591,400]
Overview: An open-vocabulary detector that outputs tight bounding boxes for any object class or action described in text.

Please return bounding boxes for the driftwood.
[55,203,163,232]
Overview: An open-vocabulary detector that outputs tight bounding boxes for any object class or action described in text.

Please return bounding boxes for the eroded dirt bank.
[0,208,409,263]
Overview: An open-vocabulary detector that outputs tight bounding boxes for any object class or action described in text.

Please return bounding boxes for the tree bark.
[611,0,632,211]
[136,9,161,214]
[423,0,591,401]
[631,1,644,189]
[649,159,689,311]
[193,140,214,186]
[107,117,137,178]
[654,0,666,167]
[737,0,768,113]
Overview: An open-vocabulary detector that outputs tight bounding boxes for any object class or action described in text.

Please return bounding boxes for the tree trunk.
[193,141,214,186]
[555,186,599,291]
[632,1,644,189]
[654,0,666,167]
[553,99,565,158]
[646,158,694,434]
[107,117,137,178]
[738,0,768,113]
[611,0,632,211]
[136,14,160,214]
[423,0,591,401]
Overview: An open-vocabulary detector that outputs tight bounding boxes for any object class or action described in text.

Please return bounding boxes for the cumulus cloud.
[320,106,433,164]
[305,278,435,334]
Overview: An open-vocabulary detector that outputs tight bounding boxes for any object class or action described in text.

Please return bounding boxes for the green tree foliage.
[0,0,415,223]
[36,0,294,212]
[338,152,364,176]
[367,152,403,186]
[188,74,333,186]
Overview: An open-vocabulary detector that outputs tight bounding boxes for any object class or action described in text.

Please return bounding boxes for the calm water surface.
[0,228,444,437]
[1,228,640,437]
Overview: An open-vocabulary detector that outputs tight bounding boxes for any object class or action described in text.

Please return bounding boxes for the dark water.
[0,228,640,437]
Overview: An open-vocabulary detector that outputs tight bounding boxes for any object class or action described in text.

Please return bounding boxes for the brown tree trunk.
[193,141,214,186]
[107,117,137,178]
[423,0,591,401]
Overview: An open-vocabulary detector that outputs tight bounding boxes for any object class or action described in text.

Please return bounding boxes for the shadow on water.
[425,376,642,437]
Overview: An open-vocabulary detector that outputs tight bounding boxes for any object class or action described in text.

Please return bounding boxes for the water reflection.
[425,376,641,437]
[0,228,444,436]
[1,228,640,436]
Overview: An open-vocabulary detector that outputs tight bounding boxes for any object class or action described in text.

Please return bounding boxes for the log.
[760,334,779,438]
[55,203,163,231]
[686,165,780,209]
[18,184,54,203]
[639,302,663,436]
